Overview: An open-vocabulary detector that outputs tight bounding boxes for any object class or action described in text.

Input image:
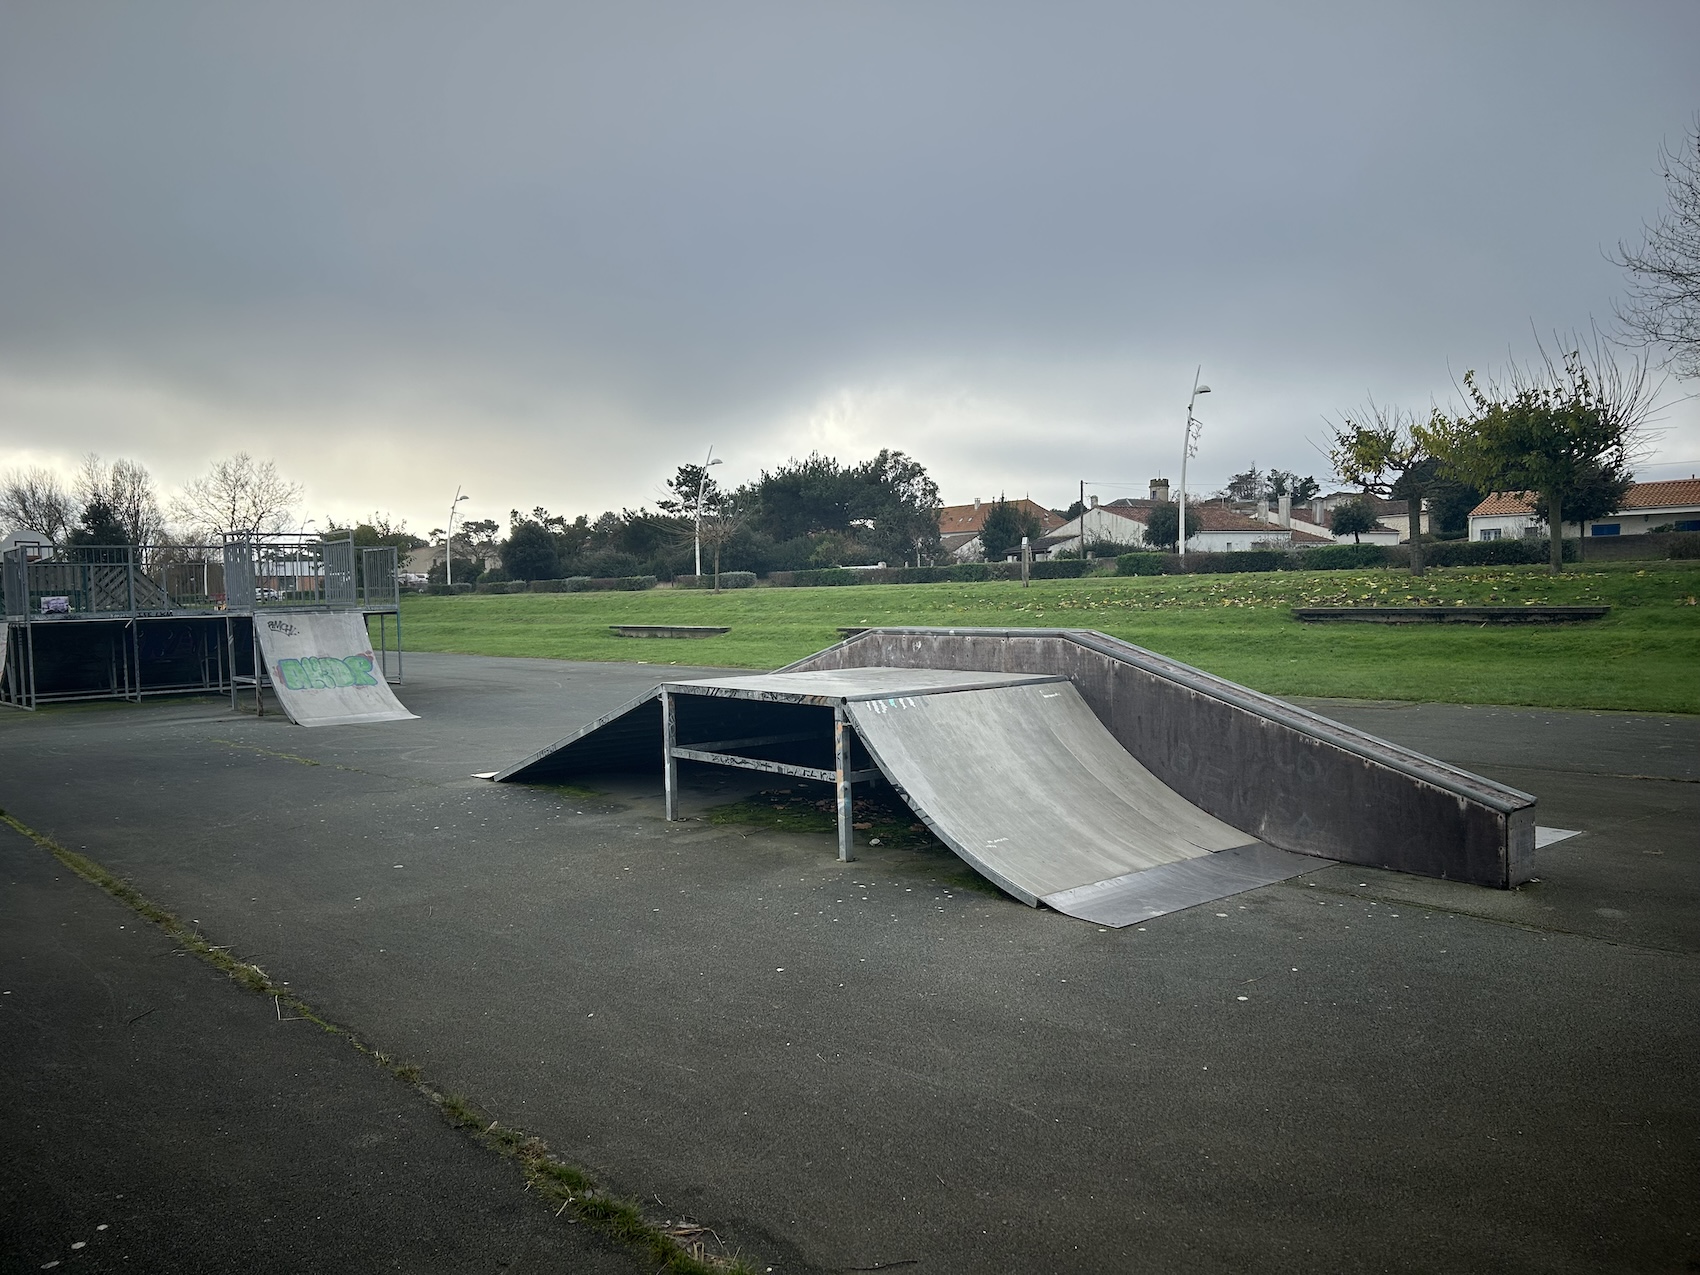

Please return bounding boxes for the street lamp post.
[1177,370,1212,560]
[445,487,468,586]
[694,448,723,579]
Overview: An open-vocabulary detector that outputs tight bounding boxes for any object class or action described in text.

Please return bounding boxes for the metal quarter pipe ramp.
[252,611,416,728]
[841,677,1322,923]
[493,665,1322,924]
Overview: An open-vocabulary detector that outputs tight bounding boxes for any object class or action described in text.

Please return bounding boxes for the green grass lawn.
[391,560,1700,714]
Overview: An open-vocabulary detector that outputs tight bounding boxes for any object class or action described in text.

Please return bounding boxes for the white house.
[1467,479,1700,542]
[1251,495,1401,546]
[937,498,1066,562]
[1054,488,1304,553]
[1049,500,1153,554]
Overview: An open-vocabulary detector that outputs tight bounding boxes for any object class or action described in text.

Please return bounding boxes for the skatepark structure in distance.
[495,626,1539,923]
[0,533,412,727]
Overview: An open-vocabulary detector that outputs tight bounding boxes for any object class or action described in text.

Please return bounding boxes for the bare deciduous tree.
[0,466,77,543]
[171,453,304,540]
[1614,118,1700,379]
[1329,400,1442,576]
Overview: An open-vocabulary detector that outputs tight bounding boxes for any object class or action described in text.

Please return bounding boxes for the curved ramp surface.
[491,666,1323,923]
[254,611,415,727]
[844,680,1314,916]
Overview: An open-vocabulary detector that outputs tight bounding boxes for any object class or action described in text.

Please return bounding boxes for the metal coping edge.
[793,626,1534,816]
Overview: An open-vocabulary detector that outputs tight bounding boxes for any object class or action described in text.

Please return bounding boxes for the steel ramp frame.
[656,670,1062,862]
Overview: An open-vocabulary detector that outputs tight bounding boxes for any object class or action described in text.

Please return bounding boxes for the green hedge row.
[1115,539,1579,576]
[673,571,758,589]
[467,575,661,593]
[1420,538,1575,566]
[764,560,1109,587]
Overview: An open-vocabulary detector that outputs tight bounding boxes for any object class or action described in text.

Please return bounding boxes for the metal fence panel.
[324,537,357,608]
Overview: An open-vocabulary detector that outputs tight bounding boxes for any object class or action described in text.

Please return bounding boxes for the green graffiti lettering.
[277,654,383,691]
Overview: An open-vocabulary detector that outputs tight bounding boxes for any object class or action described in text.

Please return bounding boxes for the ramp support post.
[662,690,678,820]
[834,705,855,862]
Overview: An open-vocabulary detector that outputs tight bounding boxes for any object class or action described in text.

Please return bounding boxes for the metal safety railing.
[0,534,400,620]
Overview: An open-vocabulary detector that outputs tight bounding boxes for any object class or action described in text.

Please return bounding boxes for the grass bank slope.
[394,561,1700,713]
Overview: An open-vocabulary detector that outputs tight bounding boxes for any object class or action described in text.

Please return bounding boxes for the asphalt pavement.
[1,652,1695,1274]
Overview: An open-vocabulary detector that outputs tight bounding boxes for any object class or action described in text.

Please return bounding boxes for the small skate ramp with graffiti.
[253,611,416,727]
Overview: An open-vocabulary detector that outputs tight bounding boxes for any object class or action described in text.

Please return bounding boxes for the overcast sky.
[2,1,1697,537]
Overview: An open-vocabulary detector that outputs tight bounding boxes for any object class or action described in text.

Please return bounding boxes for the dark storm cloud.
[1,1,1696,524]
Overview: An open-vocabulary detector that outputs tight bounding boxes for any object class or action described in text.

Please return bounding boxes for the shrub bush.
[528,578,566,592]
[786,568,863,587]
[1417,538,1574,567]
[575,575,658,591]
[1670,532,1700,560]
[1028,558,1101,580]
[479,567,511,585]
[892,566,958,583]
[674,571,757,589]
[1299,544,1392,571]
[1116,552,1172,576]
[474,581,506,594]
[505,580,529,593]
[1187,550,1287,574]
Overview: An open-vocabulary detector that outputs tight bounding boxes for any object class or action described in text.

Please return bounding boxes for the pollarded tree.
[1329,498,1380,544]
[1528,463,1633,563]
[1330,401,1441,576]
[1422,338,1655,574]
[1141,502,1199,552]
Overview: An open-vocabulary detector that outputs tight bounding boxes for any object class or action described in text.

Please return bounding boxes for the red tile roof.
[1621,479,1700,510]
[1189,505,1286,533]
[938,498,1065,536]
[1471,480,1700,520]
[1469,491,1539,517]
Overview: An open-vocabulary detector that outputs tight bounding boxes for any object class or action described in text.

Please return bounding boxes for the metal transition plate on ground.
[252,611,416,728]
[1042,843,1326,926]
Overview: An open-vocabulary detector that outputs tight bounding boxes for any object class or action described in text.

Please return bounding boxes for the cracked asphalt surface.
[3,652,1696,1273]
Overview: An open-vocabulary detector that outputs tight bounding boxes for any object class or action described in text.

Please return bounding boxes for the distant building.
[1467,479,1700,541]
[1050,481,1304,554]
[1248,495,1401,546]
[937,498,1066,562]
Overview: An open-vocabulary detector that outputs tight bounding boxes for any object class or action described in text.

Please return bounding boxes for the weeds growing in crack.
[0,807,757,1274]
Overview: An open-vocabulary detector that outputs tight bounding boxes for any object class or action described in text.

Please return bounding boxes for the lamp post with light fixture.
[1177,370,1211,560]
[694,448,723,579]
[445,487,468,586]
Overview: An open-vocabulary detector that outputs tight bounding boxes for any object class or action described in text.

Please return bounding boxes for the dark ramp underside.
[493,669,1327,924]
